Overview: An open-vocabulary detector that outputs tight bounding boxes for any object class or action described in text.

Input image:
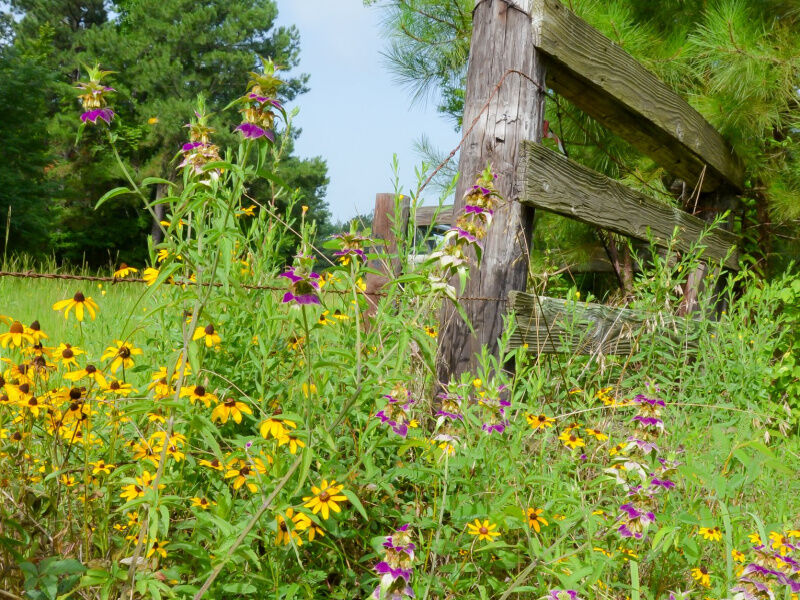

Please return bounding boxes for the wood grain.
[415,205,454,227]
[437,0,546,382]
[508,292,702,355]
[531,0,744,192]
[517,142,740,269]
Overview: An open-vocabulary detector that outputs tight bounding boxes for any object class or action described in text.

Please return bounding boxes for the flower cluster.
[373,524,415,599]
[475,379,509,435]
[725,531,800,600]
[428,165,501,299]
[331,224,371,265]
[178,107,223,181]
[376,384,415,438]
[606,389,678,541]
[76,65,115,125]
[234,59,285,140]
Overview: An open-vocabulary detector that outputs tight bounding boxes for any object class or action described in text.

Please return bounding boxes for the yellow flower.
[303,479,348,520]
[101,340,143,373]
[225,458,268,493]
[259,417,297,439]
[147,117,159,125]
[60,473,78,487]
[199,457,224,471]
[472,378,482,389]
[120,483,145,501]
[748,532,762,545]
[731,549,746,563]
[277,434,305,454]
[526,414,554,430]
[143,267,160,286]
[691,566,711,588]
[54,343,83,369]
[25,320,48,343]
[301,383,316,398]
[190,497,215,510]
[180,384,217,408]
[584,428,608,441]
[113,263,138,278]
[526,507,548,533]
[699,526,722,542]
[424,325,437,338]
[52,291,98,321]
[103,378,135,396]
[609,443,627,456]
[769,531,792,554]
[146,539,168,559]
[64,364,107,387]
[275,508,305,546]
[0,321,34,348]
[467,519,501,542]
[193,324,221,347]
[237,204,256,217]
[90,460,115,475]
[211,397,252,424]
[558,430,585,450]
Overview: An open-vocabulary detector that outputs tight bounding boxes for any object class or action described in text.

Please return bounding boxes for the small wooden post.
[365,193,409,312]
[437,0,546,383]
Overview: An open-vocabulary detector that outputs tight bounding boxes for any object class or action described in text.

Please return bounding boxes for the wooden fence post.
[365,193,409,312]
[437,0,546,383]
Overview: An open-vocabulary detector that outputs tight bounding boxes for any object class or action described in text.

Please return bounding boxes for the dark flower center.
[118,347,131,359]
[319,491,330,502]
[279,521,288,531]
[240,466,251,476]
[70,388,82,400]
[9,321,23,334]
[204,324,215,335]
[0,375,4,387]
[29,320,41,331]
[224,398,236,407]
[73,292,86,302]
[18,364,28,375]
[18,383,30,394]
[33,356,46,368]
[28,397,38,406]
[210,459,220,468]
[479,526,488,535]
[62,348,74,359]
[570,435,577,442]
[110,381,120,390]
[86,365,97,374]
[0,395,9,403]
[194,385,206,396]
[70,402,80,412]
[12,432,22,441]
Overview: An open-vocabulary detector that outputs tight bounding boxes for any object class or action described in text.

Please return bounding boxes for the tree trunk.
[437,0,546,384]
[150,183,168,244]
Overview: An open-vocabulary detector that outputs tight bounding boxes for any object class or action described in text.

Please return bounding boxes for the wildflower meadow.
[1,61,799,600]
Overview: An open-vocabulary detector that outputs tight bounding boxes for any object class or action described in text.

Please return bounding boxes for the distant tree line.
[0,0,332,267]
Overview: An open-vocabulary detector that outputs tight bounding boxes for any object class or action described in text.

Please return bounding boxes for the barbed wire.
[0,270,509,303]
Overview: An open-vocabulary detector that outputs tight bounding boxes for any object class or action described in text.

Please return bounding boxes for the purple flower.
[452,227,478,243]
[436,409,463,420]
[482,421,507,434]
[372,585,415,600]
[633,415,663,427]
[619,504,641,519]
[470,185,492,196]
[80,107,114,124]
[618,524,643,539]
[650,477,675,490]
[465,204,493,216]
[633,394,665,407]
[375,562,412,581]
[235,122,275,141]
[549,590,578,600]
[627,437,659,454]
[182,141,203,152]
[280,267,321,305]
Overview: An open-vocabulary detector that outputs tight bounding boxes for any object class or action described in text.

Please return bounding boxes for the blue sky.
[274,0,460,222]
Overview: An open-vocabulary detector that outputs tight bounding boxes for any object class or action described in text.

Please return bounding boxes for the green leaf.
[95,186,133,209]
[222,582,258,594]
[342,488,368,521]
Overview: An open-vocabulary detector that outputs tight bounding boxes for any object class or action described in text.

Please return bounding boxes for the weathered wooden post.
[365,193,409,313]
[437,0,546,382]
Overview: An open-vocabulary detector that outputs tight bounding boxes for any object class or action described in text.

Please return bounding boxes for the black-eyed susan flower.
[424,325,437,338]
[120,482,145,502]
[64,364,107,387]
[769,531,793,554]
[180,384,217,408]
[302,479,348,520]
[0,321,34,348]
[584,428,609,441]
[199,457,224,471]
[146,539,168,559]
[54,343,83,369]
[142,267,159,286]
[60,473,78,487]
[558,430,585,450]
[225,458,268,493]
[52,291,99,321]
[748,532,762,545]
[275,508,305,546]
[467,519,501,542]
[277,433,305,454]
[90,460,115,475]
[101,340,143,373]
[732,549,746,563]
[526,414,555,430]
[699,526,722,542]
[691,566,711,588]
[527,507,548,532]
[190,497,215,510]
[103,378,135,396]
[26,321,48,343]
[192,324,221,348]
[259,417,297,439]
[211,397,252,424]
[113,263,138,278]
